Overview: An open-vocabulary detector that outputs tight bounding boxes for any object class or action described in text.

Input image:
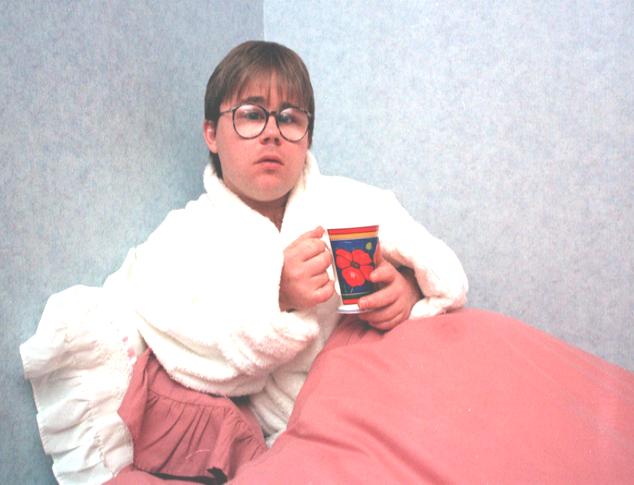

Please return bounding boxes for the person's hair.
[204,41,315,178]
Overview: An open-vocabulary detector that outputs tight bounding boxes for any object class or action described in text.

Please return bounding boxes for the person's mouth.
[256,155,283,165]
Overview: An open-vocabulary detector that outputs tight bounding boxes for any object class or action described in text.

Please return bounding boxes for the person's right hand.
[279,226,335,312]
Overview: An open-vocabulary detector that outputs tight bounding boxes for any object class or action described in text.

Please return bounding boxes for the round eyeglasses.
[218,103,311,142]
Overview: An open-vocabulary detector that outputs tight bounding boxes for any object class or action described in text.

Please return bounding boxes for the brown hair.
[204,41,315,177]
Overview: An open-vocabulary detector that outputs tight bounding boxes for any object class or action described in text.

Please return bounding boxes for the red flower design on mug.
[335,248,374,287]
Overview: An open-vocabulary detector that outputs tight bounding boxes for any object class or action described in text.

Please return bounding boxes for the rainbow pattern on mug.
[327,225,379,304]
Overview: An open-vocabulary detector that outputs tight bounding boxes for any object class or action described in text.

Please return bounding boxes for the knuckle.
[317,272,330,286]
[287,267,302,280]
[315,283,335,303]
[297,239,311,253]
[309,239,323,252]
[286,250,301,265]
[320,252,333,268]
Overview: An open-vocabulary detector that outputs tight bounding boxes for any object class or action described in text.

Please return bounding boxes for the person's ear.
[203,120,218,153]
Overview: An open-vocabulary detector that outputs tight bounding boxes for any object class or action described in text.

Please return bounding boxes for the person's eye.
[237,106,265,121]
[278,110,297,125]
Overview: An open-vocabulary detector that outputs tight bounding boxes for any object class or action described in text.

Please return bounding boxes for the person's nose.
[259,113,282,145]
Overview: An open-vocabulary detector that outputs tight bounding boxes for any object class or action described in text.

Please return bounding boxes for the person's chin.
[251,184,292,203]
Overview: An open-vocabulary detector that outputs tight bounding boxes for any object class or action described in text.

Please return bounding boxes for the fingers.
[280,272,335,311]
[360,293,407,331]
[287,230,328,262]
[362,304,400,324]
[374,241,383,265]
[290,238,326,259]
[304,249,332,275]
[366,312,406,331]
[358,261,399,311]
[358,284,399,313]
[357,260,419,330]
[306,269,331,292]
[284,246,331,282]
[280,227,335,311]
[368,259,397,285]
[312,278,336,304]
[295,226,325,242]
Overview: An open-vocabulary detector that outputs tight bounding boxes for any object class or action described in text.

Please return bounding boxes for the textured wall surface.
[1,1,262,482]
[3,1,633,483]
[264,1,634,369]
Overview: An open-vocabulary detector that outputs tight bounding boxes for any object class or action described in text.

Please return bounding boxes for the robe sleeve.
[377,191,469,318]
[120,198,320,396]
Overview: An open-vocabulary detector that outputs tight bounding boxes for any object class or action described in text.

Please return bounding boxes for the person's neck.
[239,193,288,231]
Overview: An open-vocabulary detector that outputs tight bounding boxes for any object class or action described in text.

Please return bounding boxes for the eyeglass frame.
[217,103,312,142]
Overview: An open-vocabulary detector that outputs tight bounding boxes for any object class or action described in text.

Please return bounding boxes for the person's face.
[203,75,309,212]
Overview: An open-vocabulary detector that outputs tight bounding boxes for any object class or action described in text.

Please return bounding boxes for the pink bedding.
[232,309,634,483]
[111,308,634,483]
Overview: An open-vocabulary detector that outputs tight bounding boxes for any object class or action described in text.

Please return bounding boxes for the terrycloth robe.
[20,152,468,483]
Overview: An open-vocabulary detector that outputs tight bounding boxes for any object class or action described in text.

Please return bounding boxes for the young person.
[21,41,467,483]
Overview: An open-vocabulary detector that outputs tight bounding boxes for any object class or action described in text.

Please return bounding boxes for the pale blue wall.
[1,1,263,482]
[264,0,634,371]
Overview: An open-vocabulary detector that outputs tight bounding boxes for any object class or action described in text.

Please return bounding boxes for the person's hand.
[357,256,422,331]
[279,226,335,312]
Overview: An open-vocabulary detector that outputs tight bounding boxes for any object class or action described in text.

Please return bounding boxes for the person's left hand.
[357,258,422,331]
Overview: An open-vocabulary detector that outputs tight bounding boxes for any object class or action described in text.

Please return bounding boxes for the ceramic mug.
[327,225,380,314]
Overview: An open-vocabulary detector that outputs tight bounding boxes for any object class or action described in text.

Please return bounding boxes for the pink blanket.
[233,309,634,483]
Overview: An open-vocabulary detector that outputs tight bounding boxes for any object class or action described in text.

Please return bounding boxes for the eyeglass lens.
[233,104,309,141]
